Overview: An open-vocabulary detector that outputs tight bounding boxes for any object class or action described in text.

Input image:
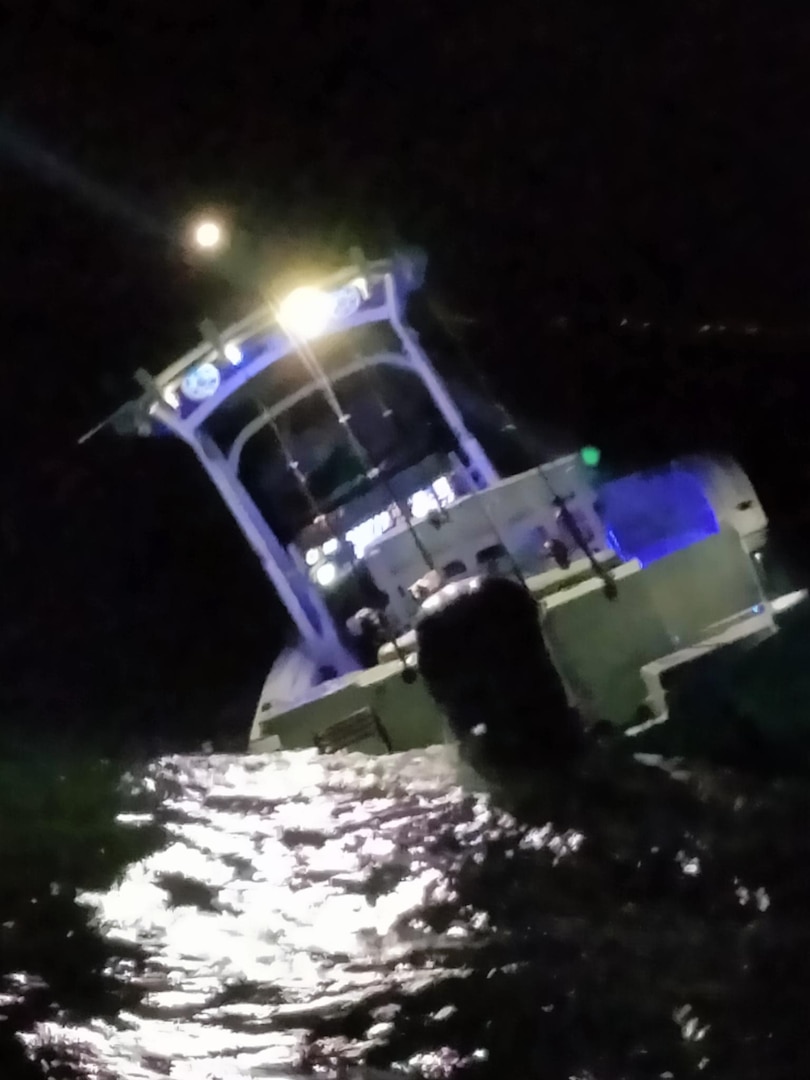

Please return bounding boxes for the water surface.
[3,744,810,1078]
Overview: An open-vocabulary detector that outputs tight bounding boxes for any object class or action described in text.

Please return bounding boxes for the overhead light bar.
[277,286,337,340]
[276,279,366,341]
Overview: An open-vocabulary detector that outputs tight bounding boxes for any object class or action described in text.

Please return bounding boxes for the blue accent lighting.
[596,467,719,567]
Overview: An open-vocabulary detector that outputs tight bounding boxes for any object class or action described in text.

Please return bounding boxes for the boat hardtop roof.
[111,249,429,441]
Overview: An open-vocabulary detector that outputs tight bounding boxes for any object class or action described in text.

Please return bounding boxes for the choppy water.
[4,743,810,1078]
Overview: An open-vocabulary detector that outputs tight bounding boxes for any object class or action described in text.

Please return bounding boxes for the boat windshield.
[234,363,453,545]
[196,319,537,545]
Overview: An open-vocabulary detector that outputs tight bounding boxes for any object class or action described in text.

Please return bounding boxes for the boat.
[87,247,807,759]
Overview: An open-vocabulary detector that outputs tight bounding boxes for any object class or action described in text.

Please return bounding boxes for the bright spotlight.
[277,286,336,340]
[315,561,337,587]
[224,341,242,364]
[190,217,226,253]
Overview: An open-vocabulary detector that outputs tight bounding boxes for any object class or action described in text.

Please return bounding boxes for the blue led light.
[596,467,719,567]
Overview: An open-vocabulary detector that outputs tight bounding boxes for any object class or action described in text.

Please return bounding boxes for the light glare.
[277,286,336,340]
[193,219,224,251]
[315,561,337,587]
[224,341,242,364]
[346,510,393,558]
[410,490,437,520]
[343,478,457,558]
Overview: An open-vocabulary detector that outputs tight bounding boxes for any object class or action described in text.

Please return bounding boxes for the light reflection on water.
[39,746,512,1078]
[10,742,803,1078]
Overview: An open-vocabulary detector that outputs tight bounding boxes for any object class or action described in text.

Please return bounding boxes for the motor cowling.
[415,576,584,767]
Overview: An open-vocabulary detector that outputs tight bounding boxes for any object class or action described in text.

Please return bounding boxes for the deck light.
[315,561,337,587]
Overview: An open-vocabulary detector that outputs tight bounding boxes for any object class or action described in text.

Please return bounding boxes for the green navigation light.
[580,445,602,467]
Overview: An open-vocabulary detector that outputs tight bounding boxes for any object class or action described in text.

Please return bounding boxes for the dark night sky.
[2,3,810,750]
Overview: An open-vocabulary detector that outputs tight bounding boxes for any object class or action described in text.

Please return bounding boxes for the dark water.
[3,742,810,1078]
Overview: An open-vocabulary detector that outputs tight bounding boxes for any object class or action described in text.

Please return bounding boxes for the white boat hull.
[249,526,786,756]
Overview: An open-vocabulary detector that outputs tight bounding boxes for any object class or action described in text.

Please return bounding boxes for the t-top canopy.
[100,249,429,443]
[81,247,499,668]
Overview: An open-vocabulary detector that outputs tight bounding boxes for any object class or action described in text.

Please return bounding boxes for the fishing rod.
[272,305,439,577]
[430,300,618,599]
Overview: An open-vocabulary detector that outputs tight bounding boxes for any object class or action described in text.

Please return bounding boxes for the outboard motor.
[416,577,585,768]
